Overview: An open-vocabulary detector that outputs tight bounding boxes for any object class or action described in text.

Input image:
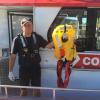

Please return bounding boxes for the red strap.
[57,60,72,88]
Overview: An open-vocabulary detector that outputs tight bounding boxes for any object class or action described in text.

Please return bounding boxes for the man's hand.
[46,42,54,49]
[8,72,15,81]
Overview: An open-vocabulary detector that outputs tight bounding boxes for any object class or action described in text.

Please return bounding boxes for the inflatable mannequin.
[52,24,80,88]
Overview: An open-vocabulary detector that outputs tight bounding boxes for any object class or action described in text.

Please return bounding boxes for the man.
[8,17,52,96]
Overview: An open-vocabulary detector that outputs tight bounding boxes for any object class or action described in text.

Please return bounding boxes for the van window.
[47,8,87,52]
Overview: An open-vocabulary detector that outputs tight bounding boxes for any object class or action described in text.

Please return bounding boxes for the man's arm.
[37,34,54,49]
[8,36,18,81]
[9,54,16,72]
[8,54,16,81]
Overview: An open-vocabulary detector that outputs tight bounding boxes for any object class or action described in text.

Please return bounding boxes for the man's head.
[21,17,33,36]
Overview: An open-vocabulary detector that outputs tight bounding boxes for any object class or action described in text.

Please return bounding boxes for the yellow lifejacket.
[52,24,77,61]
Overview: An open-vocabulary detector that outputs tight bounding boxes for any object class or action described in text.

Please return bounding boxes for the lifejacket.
[17,32,41,66]
[52,24,77,88]
[52,24,77,61]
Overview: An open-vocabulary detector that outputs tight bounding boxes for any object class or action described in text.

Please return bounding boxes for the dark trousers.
[19,63,41,87]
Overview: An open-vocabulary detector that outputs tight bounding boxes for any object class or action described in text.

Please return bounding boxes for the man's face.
[21,22,33,35]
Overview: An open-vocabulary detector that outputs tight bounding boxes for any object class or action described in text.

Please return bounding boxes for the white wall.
[0,9,9,48]
[34,8,62,87]
[34,7,61,40]
[33,7,61,68]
